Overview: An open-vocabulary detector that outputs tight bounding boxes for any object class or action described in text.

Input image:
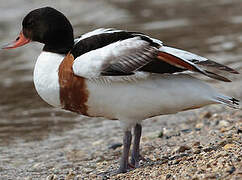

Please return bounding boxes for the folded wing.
[72,37,158,78]
[72,31,238,82]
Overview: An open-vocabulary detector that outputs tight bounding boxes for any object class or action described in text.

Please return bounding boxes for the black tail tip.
[230,97,240,105]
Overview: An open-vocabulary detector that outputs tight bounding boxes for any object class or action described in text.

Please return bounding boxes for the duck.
[1,7,240,173]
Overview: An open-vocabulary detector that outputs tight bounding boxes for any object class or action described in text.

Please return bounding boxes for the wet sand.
[0,0,241,179]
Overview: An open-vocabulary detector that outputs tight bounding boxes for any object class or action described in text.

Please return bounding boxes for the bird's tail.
[158,46,239,82]
[213,94,240,109]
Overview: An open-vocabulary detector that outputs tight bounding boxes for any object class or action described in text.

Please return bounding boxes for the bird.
[1,7,240,173]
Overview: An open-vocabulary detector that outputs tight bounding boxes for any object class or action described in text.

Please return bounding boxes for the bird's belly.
[85,74,217,120]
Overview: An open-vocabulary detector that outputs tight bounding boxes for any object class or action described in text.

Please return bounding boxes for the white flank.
[85,73,223,130]
[34,52,64,107]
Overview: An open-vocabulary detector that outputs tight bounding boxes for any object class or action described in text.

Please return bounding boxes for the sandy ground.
[26,107,242,180]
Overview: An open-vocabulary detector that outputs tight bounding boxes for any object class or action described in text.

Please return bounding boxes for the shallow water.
[0,0,241,179]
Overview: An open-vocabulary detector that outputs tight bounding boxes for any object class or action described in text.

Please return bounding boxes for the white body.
[34,52,222,130]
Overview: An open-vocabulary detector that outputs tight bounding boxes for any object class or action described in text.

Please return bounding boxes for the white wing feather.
[72,37,152,78]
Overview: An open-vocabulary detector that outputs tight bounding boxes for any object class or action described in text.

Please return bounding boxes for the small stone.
[205,173,217,179]
[219,140,228,147]
[195,123,204,129]
[24,178,32,180]
[166,174,172,179]
[237,128,242,134]
[165,136,171,139]
[203,147,214,152]
[223,144,236,150]
[193,141,200,147]
[65,170,76,180]
[108,143,122,150]
[212,113,219,119]
[75,175,84,180]
[83,168,93,174]
[163,128,173,135]
[180,128,192,133]
[218,150,228,157]
[158,131,164,138]
[193,149,201,154]
[177,145,191,153]
[202,112,212,119]
[96,155,105,162]
[220,127,227,133]
[150,171,160,177]
[101,175,110,180]
[194,128,201,131]
[32,163,43,170]
[218,120,230,127]
[226,166,236,174]
[46,174,58,180]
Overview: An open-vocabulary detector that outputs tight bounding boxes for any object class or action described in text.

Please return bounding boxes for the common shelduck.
[1,7,240,173]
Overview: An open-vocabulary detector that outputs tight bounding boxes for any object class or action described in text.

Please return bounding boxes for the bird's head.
[1,7,74,54]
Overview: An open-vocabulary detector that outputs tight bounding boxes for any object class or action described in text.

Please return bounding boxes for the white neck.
[33,52,65,107]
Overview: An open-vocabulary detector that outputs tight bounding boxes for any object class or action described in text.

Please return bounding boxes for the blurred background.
[0,0,241,179]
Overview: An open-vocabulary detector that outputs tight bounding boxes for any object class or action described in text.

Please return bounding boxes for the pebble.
[223,144,236,150]
[212,113,219,119]
[180,128,192,133]
[226,166,236,174]
[173,145,191,153]
[194,128,201,131]
[195,123,204,129]
[237,128,242,134]
[201,112,212,119]
[158,131,164,138]
[193,141,200,147]
[163,128,173,136]
[83,168,94,173]
[218,120,230,127]
[193,149,201,154]
[166,174,172,179]
[31,163,43,171]
[178,145,191,153]
[108,143,122,150]
[65,170,76,180]
[203,147,214,152]
[46,174,58,180]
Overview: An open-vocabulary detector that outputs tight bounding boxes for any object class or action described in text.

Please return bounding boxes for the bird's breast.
[34,52,64,107]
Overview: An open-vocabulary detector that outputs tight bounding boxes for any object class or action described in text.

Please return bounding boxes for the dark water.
[0,0,241,178]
